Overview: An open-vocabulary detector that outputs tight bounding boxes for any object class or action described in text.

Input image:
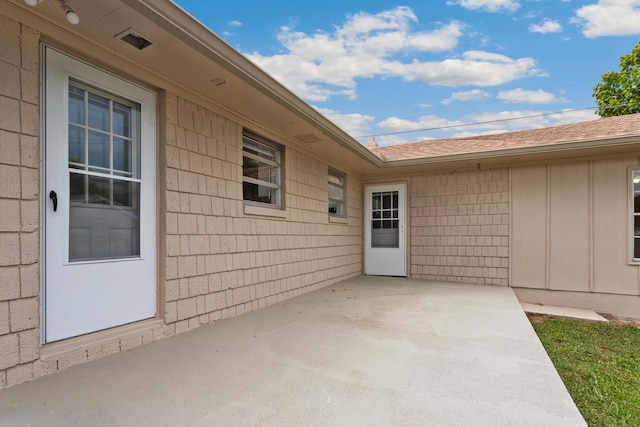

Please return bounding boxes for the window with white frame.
[328,170,345,217]
[68,81,141,210]
[633,170,640,260]
[242,132,282,208]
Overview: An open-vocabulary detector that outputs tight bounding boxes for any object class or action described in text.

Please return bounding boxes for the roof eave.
[378,134,640,169]
[122,0,383,167]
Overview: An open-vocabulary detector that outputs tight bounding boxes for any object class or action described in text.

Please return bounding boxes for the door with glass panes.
[44,48,156,342]
[364,183,406,276]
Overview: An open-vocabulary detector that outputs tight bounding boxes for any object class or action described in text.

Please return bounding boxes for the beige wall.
[161,93,363,335]
[511,156,640,296]
[408,169,510,286]
[0,14,362,388]
[0,15,41,390]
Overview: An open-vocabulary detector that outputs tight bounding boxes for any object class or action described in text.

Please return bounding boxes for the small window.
[243,132,282,208]
[328,170,345,217]
[632,170,640,260]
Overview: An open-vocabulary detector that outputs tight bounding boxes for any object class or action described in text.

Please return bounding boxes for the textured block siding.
[0,13,362,389]
[409,169,509,285]
[0,15,41,388]
[162,93,363,334]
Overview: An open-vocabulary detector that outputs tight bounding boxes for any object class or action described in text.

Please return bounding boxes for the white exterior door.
[364,183,407,276]
[44,47,156,343]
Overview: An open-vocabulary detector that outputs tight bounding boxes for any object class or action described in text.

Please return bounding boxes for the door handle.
[49,190,58,212]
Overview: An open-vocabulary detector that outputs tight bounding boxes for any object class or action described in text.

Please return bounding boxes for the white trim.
[242,131,282,208]
[629,166,640,264]
[43,46,157,343]
[243,204,287,219]
[328,169,346,218]
[243,176,279,189]
[364,183,407,276]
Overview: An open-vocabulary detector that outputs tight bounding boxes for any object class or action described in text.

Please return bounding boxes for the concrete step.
[521,302,609,323]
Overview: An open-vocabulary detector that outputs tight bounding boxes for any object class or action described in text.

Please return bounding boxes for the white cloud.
[314,106,375,136]
[463,110,558,131]
[455,109,598,134]
[571,0,640,38]
[529,19,563,33]
[245,7,542,101]
[447,0,520,12]
[375,109,598,143]
[374,135,415,147]
[441,89,490,104]
[547,109,599,125]
[229,20,242,27]
[497,88,565,104]
[378,115,466,132]
[396,51,544,87]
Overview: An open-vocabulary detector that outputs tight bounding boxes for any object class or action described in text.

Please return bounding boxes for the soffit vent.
[293,133,322,144]
[116,28,153,51]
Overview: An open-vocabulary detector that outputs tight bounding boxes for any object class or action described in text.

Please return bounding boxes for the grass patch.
[531,317,640,427]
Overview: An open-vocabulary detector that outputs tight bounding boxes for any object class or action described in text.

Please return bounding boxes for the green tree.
[593,41,640,117]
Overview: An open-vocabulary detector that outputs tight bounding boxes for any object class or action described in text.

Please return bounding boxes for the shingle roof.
[369,113,640,160]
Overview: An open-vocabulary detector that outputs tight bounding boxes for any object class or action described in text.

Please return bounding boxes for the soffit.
[4,0,380,175]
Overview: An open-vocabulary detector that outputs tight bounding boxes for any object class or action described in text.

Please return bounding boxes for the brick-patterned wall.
[0,13,362,389]
[0,16,41,388]
[409,169,509,285]
[162,93,363,336]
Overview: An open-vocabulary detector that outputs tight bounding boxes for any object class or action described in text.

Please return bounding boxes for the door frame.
[364,182,407,276]
[40,46,158,343]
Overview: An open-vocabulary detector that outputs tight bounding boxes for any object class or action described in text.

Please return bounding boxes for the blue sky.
[175,0,640,146]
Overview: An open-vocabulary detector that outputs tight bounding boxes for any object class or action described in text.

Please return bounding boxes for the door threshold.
[40,318,163,360]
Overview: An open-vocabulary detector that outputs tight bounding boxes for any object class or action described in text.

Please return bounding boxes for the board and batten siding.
[511,156,640,296]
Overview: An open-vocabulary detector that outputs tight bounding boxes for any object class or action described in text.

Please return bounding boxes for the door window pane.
[69,172,86,203]
[68,125,85,165]
[113,137,132,173]
[113,180,137,207]
[87,176,110,205]
[113,102,131,137]
[371,191,399,248]
[68,81,140,178]
[88,130,110,169]
[68,86,85,124]
[88,92,110,131]
[633,170,640,260]
[67,81,142,262]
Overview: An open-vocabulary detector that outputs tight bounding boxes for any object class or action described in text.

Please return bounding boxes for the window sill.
[329,215,348,224]
[243,204,287,219]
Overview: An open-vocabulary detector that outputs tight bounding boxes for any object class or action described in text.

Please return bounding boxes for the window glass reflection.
[67,81,142,262]
[88,93,110,131]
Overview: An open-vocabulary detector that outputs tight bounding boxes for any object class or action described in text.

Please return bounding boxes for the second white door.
[364,183,407,276]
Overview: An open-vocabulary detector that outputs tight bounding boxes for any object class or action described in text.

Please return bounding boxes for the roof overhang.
[2,0,382,175]
[367,134,640,179]
[3,0,638,180]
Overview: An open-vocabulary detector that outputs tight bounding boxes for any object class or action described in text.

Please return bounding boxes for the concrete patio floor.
[0,276,586,426]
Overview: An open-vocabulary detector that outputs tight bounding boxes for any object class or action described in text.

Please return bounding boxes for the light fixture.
[60,1,79,25]
[23,0,80,25]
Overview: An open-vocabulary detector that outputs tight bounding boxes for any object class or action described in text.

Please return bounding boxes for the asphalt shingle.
[369,113,640,160]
